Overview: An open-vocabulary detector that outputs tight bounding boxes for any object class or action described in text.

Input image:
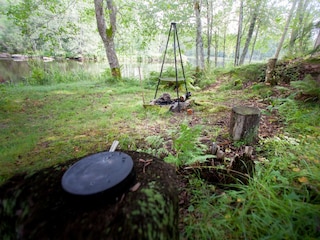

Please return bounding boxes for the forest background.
[1,0,319,73]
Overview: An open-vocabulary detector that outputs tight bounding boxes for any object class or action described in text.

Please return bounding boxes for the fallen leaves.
[298,176,309,184]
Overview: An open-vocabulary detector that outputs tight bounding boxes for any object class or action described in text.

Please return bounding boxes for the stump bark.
[0,151,179,240]
[230,106,260,144]
[265,58,277,85]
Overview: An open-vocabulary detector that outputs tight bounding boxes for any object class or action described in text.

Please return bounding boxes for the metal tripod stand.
[154,23,189,105]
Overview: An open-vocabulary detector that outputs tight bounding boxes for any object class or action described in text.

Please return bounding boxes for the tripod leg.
[154,24,173,99]
[176,24,189,97]
[172,24,182,112]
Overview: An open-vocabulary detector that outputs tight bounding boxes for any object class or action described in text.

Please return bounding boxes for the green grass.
[0,78,154,182]
[0,62,319,239]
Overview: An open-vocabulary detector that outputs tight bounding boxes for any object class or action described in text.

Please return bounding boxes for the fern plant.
[291,75,320,101]
[143,135,169,158]
[164,123,213,167]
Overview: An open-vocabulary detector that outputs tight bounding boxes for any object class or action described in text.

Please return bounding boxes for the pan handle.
[109,140,119,152]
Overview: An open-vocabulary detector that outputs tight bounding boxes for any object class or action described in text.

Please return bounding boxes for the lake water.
[0,58,165,84]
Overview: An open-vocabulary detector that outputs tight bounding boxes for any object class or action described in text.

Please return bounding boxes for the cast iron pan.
[61,151,135,198]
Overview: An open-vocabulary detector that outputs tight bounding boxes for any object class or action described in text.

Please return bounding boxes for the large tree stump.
[0,151,179,240]
[230,106,260,144]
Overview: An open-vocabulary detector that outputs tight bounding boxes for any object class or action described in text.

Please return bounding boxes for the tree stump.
[0,151,179,240]
[265,58,277,85]
[230,106,260,144]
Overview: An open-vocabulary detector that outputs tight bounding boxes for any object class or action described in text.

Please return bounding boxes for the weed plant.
[164,123,213,166]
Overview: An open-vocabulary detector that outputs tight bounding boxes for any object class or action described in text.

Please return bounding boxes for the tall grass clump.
[25,60,103,85]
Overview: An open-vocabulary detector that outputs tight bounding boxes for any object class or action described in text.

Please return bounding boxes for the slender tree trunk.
[194,0,205,71]
[274,0,298,60]
[289,0,310,54]
[234,0,243,66]
[206,0,213,67]
[239,1,261,65]
[94,0,121,78]
[314,29,320,50]
[214,29,219,67]
[223,26,226,67]
[266,0,298,85]
[249,23,260,63]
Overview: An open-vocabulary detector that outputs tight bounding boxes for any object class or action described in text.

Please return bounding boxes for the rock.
[0,53,11,58]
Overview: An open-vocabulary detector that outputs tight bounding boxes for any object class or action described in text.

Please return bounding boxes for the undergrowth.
[164,123,213,166]
[1,60,319,239]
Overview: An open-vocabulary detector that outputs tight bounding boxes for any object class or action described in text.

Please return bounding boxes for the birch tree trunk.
[239,1,261,65]
[214,30,219,67]
[289,0,310,53]
[234,0,243,66]
[273,0,298,60]
[223,26,226,67]
[206,0,213,66]
[194,0,205,71]
[266,0,298,85]
[314,29,320,50]
[249,23,260,63]
[94,0,121,78]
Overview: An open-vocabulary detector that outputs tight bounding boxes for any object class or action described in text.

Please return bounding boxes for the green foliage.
[147,65,199,93]
[229,63,266,83]
[275,97,320,135]
[164,123,213,166]
[291,75,320,101]
[183,132,320,239]
[273,62,301,83]
[23,60,103,86]
[27,64,48,85]
[139,135,169,158]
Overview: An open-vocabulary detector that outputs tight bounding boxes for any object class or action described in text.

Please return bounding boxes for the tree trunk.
[230,106,260,144]
[94,0,121,78]
[249,23,260,64]
[239,1,261,65]
[289,0,310,54]
[214,29,219,67]
[206,0,213,66]
[273,0,298,60]
[223,24,226,67]
[265,58,277,85]
[234,0,243,66]
[194,0,205,71]
[266,0,298,85]
[314,29,320,50]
